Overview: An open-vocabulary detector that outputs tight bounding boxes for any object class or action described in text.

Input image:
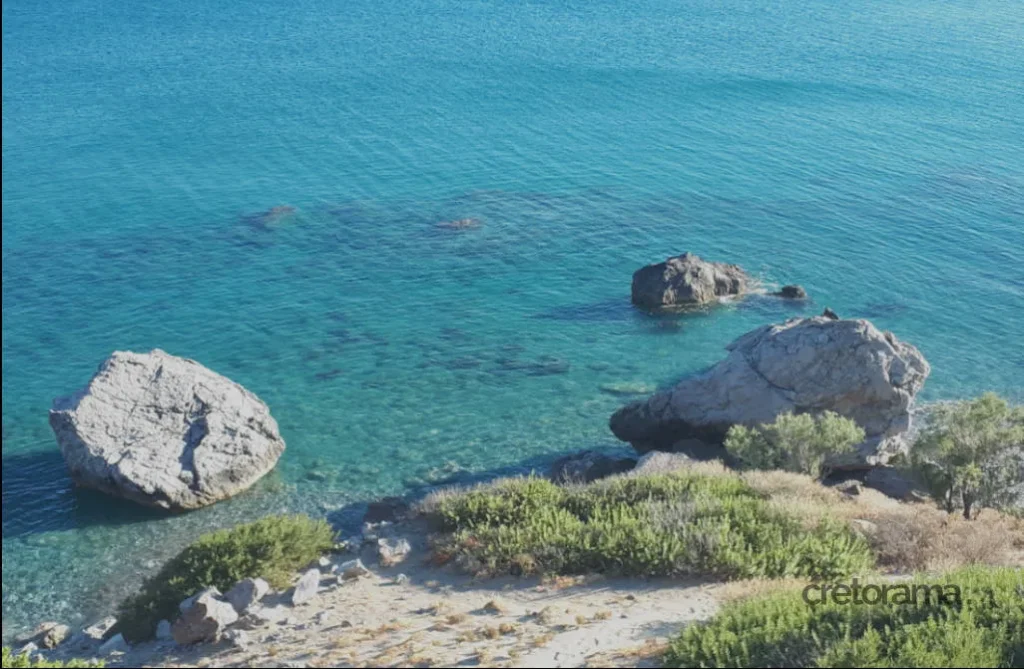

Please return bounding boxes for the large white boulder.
[610,317,930,469]
[50,349,285,510]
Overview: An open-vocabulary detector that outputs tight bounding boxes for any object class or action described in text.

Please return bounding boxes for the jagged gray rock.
[49,349,286,510]
[98,633,129,655]
[155,620,173,640]
[224,577,270,614]
[290,569,321,605]
[376,537,412,567]
[610,317,930,469]
[336,558,370,581]
[631,252,748,309]
[172,589,238,645]
[15,622,70,650]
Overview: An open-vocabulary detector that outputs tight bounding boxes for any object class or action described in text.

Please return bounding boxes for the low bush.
[664,566,1024,668]
[427,472,873,580]
[1,648,103,668]
[114,514,335,642]
[724,411,865,480]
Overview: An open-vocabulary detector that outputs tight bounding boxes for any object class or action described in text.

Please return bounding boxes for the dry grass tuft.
[714,577,810,603]
[482,598,507,614]
[869,506,1024,571]
[740,466,1024,572]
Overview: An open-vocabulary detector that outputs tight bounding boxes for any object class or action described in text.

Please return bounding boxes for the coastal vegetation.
[114,514,335,642]
[723,411,864,480]
[424,471,874,580]
[664,565,1023,668]
[909,392,1023,519]
[0,649,103,668]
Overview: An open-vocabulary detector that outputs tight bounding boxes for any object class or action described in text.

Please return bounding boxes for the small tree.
[910,393,1023,520]
[724,411,865,480]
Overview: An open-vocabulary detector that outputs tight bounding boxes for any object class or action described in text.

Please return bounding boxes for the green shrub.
[664,566,1024,668]
[1,648,104,668]
[725,411,865,480]
[910,393,1024,519]
[114,514,335,642]
[429,472,873,581]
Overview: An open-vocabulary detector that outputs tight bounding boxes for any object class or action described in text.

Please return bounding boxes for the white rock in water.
[610,317,929,469]
[290,568,321,605]
[49,349,286,510]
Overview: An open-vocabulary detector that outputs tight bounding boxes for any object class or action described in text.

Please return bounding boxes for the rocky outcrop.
[774,285,807,299]
[549,450,637,483]
[14,622,70,650]
[631,253,748,309]
[610,316,930,469]
[50,349,286,511]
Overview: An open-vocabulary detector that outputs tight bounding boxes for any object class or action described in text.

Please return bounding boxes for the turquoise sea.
[3,0,1023,639]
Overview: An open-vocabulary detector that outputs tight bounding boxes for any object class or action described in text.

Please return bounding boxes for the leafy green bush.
[115,514,335,642]
[664,566,1024,668]
[429,472,873,580]
[725,411,865,480]
[1,648,103,668]
[910,393,1024,519]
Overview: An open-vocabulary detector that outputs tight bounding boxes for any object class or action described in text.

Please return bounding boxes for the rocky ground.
[39,526,721,669]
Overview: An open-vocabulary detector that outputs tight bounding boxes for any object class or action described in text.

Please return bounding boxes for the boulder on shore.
[631,252,748,309]
[49,349,286,511]
[172,589,238,645]
[609,316,930,470]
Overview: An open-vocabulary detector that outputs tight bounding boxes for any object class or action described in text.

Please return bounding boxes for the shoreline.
[0,397,984,646]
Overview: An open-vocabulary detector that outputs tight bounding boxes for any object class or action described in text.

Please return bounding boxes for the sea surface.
[3,0,1023,639]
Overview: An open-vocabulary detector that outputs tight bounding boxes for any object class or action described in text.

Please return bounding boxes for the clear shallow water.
[3,0,1023,639]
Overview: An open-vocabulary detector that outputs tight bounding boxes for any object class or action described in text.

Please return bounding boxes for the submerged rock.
[436,217,482,230]
[49,349,286,511]
[631,252,748,309]
[598,382,657,397]
[364,496,411,524]
[242,205,296,229]
[609,316,930,470]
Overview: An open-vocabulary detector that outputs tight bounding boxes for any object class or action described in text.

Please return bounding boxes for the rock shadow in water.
[1,450,170,540]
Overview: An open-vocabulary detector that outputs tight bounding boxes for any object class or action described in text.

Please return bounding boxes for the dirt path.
[82,543,720,669]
